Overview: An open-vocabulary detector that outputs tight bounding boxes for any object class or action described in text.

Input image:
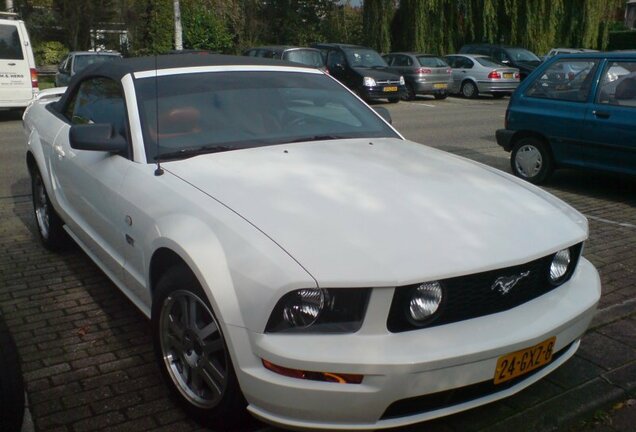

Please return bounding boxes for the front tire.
[461,81,478,99]
[31,168,67,250]
[152,265,246,429]
[510,137,554,184]
[388,97,400,103]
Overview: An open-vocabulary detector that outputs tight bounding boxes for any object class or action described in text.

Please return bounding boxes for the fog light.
[409,282,443,321]
[550,248,571,282]
[282,288,327,328]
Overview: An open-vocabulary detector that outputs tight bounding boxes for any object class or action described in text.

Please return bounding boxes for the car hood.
[166,138,587,287]
[352,67,401,81]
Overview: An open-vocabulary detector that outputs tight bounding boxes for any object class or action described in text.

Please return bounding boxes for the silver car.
[384,52,452,100]
[444,54,520,99]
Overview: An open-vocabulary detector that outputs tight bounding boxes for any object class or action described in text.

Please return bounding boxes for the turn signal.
[262,359,363,384]
[30,68,38,88]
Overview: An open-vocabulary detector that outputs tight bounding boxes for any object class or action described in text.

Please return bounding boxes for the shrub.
[34,41,69,65]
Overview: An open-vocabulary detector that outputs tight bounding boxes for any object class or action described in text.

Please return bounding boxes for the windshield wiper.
[280,135,347,144]
[156,145,232,161]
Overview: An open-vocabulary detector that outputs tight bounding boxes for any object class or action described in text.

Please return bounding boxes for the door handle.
[592,110,610,119]
[8,62,15,66]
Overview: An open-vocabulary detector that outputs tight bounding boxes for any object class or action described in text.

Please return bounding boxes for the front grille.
[376,80,401,85]
[387,244,582,332]
[380,341,574,420]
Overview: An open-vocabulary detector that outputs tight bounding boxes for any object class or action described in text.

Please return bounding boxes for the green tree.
[363,0,392,52]
[127,0,173,54]
[181,0,233,52]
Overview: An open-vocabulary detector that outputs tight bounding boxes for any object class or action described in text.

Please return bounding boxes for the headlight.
[363,76,376,87]
[266,288,371,333]
[408,281,443,322]
[399,75,405,86]
[549,248,571,283]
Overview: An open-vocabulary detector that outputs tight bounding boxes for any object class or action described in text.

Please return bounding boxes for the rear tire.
[510,137,554,184]
[388,97,400,103]
[461,81,478,99]
[31,168,68,250]
[0,314,25,432]
[152,265,247,429]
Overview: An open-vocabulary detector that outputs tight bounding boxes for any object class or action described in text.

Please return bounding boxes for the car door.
[583,59,636,175]
[453,56,475,90]
[51,76,131,282]
[520,58,600,168]
[326,49,354,88]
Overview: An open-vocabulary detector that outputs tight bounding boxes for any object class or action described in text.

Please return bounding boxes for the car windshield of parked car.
[416,56,448,67]
[73,54,120,73]
[506,48,541,63]
[135,70,399,161]
[283,50,324,68]
[475,57,506,68]
[344,48,387,68]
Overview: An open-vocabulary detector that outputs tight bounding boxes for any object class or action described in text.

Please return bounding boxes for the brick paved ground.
[1,100,635,432]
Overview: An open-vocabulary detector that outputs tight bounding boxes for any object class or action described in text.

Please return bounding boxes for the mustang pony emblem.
[491,271,530,295]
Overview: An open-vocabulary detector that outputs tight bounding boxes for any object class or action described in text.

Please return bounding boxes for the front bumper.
[359,85,405,100]
[229,258,600,430]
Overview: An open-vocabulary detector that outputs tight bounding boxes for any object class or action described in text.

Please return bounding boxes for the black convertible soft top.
[56,53,304,108]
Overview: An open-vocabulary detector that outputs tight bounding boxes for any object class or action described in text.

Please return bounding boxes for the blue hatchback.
[496,52,636,184]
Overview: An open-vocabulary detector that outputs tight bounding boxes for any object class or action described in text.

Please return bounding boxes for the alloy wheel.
[33,174,50,239]
[159,290,228,409]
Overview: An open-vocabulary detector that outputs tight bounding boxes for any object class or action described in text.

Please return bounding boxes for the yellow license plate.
[433,83,448,89]
[494,337,556,384]
[503,73,513,79]
[383,86,398,92]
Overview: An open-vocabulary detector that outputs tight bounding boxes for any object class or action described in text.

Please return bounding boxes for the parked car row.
[242,43,533,102]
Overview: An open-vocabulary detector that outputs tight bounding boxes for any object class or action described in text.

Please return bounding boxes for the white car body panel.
[22,62,601,430]
[0,18,37,108]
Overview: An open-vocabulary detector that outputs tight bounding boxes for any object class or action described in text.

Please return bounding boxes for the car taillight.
[514,72,520,80]
[488,71,501,79]
[30,68,38,88]
[416,68,432,74]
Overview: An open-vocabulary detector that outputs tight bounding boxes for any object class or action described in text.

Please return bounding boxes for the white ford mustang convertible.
[23,54,601,430]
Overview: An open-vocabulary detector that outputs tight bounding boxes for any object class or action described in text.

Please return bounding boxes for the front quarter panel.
[118,164,317,332]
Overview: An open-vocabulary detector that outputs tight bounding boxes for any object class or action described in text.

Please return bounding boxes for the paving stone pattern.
[1,106,635,431]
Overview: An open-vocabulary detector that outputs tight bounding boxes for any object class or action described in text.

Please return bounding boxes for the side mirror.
[501,59,511,65]
[373,106,392,124]
[332,63,345,72]
[69,124,128,154]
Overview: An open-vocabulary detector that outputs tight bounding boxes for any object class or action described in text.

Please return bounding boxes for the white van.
[0,13,37,109]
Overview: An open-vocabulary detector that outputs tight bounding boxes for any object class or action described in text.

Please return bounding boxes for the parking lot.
[0,95,635,432]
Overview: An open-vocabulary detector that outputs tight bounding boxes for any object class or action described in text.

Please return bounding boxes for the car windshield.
[506,48,541,63]
[283,49,324,68]
[135,71,399,162]
[417,56,448,68]
[475,57,506,68]
[344,48,387,68]
[73,54,120,73]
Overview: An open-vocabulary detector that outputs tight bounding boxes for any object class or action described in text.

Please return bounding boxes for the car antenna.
[154,53,164,176]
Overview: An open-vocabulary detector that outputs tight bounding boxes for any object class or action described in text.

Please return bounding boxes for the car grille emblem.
[491,271,530,295]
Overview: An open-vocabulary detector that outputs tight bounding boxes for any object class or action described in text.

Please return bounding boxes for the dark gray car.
[383,52,452,100]
[243,46,326,71]
[55,51,122,87]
